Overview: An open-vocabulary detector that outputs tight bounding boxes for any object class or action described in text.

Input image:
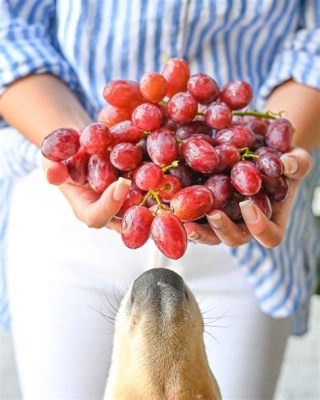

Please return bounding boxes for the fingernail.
[239,200,259,224]
[188,231,199,241]
[112,178,131,201]
[281,155,298,175]
[206,212,222,229]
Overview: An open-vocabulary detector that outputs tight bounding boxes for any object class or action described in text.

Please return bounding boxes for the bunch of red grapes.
[42,58,293,260]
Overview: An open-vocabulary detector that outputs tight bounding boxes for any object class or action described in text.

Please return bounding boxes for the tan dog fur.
[104,269,221,400]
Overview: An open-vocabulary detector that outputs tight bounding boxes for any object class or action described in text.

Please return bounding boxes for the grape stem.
[232,109,284,120]
[239,147,259,160]
[162,160,179,172]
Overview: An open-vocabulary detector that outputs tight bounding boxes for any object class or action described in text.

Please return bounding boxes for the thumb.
[43,158,69,185]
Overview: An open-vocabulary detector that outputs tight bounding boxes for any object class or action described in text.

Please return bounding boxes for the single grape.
[187,73,220,104]
[116,189,144,219]
[262,175,290,202]
[265,118,293,153]
[162,58,190,98]
[134,162,163,191]
[215,125,255,148]
[167,92,198,123]
[170,185,214,222]
[204,174,233,209]
[98,104,132,128]
[121,206,154,249]
[147,128,178,166]
[256,146,282,157]
[220,80,253,110]
[215,144,240,171]
[252,134,266,150]
[110,143,142,171]
[136,137,149,159]
[110,120,144,145]
[231,160,262,196]
[243,115,268,136]
[64,149,89,185]
[88,154,118,193]
[248,191,272,219]
[175,121,211,141]
[158,175,182,200]
[103,80,143,107]
[221,194,242,222]
[256,152,284,177]
[140,72,167,102]
[41,128,80,161]
[205,101,232,129]
[164,119,181,132]
[151,213,187,259]
[182,137,220,174]
[80,123,111,155]
[169,163,193,187]
[132,103,162,131]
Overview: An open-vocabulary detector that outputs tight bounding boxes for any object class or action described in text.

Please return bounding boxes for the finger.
[184,222,221,245]
[60,177,131,228]
[206,210,252,247]
[43,158,69,185]
[106,218,122,233]
[280,147,312,180]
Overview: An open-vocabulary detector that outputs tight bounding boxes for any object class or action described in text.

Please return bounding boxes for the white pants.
[6,169,291,400]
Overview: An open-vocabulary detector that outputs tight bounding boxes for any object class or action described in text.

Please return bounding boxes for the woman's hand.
[43,159,130,232]
[184,147,312,248]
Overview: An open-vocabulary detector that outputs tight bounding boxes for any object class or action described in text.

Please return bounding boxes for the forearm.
[0,74,92,147]
[265,80,320,151]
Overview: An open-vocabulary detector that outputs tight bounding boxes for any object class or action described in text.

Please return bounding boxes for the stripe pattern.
[1,0,320,333]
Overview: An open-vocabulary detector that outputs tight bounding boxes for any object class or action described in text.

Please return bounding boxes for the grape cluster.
[41,58,293,260]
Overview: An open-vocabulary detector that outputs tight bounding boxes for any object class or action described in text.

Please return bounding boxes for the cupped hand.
[43,159,130,231]
[184,147,312,248]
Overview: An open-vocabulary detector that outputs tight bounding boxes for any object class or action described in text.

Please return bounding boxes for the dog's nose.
[131,268,186,306]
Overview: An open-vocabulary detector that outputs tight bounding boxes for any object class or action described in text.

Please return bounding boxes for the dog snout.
[131,268,187,307]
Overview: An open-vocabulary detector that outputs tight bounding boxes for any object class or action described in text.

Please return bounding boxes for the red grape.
[248,191,272,219]
[187,73,219,104]
[110,143,142,171]
[116,189,144,219]
[243,115,268,136]
[64,149,89,185]
[158,175,182,200]
[162,58,190,98]
[262,175,290,202]
[176,121,211,141]
[41,128,80,161]
[110,120,144,145]
[167,92,198,123]
[256,146,282,157]
[205,101,232,129]
[88,154,118,193]
[147,128,178,166]
[220,80,253,110]
[256,152,284,177]
[121,206,153,249]
[182,137,220,174]
[231,160,262,196]
[132,103,162,131]
[140,72,167,102]
[103,80,143,107]
[170,185,214,222]
[134,162,163,191]
[215,144,240,170]
[215,125,255,148]
[221,194,242,222]
[265,118,293,153]
[252,134,266,150]
[204,174,233,209]
[169,163,193,187]
[151,213,187,259]
[98,104,132,128]
[80,123,110,155]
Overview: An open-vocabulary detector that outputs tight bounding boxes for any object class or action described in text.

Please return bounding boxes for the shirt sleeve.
[0,0,79,94]
[257,0,320,107]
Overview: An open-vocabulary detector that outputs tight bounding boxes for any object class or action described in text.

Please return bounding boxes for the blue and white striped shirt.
[1,0,320,334]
